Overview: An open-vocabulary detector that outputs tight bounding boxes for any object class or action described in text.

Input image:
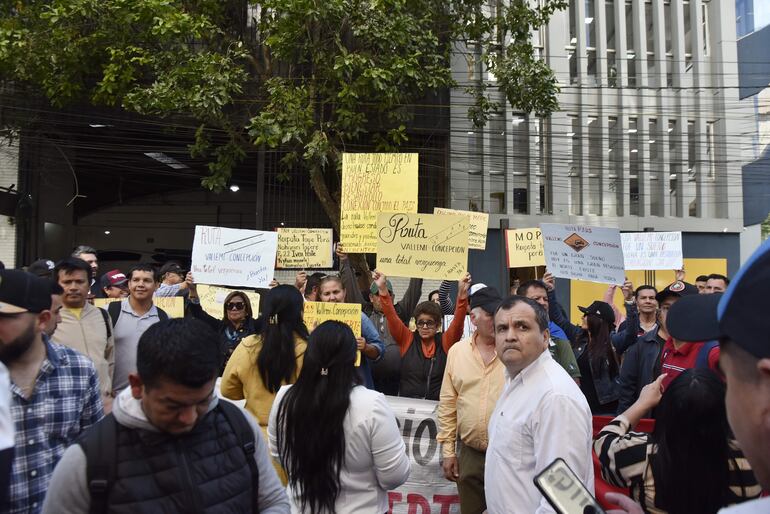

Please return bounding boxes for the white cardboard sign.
[621,231,683,270]
[540,223,625,285]
[190,225,278,288]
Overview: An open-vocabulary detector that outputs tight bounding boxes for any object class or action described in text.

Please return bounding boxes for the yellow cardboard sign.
[505,228,546,268]
[376,212,469,280]
[433,207,489,250]
[340,153,418,253]
[276,228,334,269]
[195,284,260,319]
[93,297,185,318]
[303,301,362,366]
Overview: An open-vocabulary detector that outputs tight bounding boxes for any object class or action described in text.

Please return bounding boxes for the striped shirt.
[594,416,761,514]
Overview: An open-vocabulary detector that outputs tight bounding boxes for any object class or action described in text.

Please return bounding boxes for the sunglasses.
[416,320,437,328]
[226,302,246,311]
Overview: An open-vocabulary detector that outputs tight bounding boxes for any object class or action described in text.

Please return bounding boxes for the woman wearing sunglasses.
[187,284,259,369]
[372,270,471,400]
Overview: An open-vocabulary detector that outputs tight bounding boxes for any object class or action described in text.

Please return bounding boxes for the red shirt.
[660,337,720,389]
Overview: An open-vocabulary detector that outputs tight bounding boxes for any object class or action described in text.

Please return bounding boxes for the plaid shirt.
[3,336,104,514]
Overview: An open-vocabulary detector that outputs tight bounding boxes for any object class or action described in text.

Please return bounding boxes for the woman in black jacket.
[187,284,260,370]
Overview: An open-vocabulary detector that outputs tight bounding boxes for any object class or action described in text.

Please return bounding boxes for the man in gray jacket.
[42,318,289,514]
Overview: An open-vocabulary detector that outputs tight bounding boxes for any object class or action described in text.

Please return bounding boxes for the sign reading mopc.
[621,231,683,270]
[340,153,418,253]
[376,212,469,280]
[191,225,278,288]
[505,228,545,268]
[540,223,625,285]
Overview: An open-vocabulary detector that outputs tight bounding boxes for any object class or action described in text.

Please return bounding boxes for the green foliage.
[0,0,566,208]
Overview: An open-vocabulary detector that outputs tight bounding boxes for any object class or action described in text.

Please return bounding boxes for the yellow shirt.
[66,307,83,319]
[220,334,307,438]
[436,332,505,458]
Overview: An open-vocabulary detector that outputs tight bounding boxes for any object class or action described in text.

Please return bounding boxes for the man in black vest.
[41,318,289,514]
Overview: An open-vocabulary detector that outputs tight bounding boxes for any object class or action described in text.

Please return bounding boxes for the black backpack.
[79,400,260,514]
[107,301,169,327]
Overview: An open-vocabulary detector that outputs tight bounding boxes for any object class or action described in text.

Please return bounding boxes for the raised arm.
[438,280,455,315]
[374,270,414,355]
[544,280,582,345]
[442,273,471,353]
[338,245,367,306]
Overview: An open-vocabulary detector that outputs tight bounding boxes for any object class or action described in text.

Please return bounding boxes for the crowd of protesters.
[1,240,769,514]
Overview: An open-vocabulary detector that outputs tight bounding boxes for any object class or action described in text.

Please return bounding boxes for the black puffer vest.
[83,406,255,513]
[399,333,447,400]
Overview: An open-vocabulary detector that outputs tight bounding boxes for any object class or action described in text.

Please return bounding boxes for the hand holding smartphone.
[534,458,606,514]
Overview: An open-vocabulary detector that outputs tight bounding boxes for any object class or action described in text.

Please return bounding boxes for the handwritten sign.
[376,212,469,281]
[93,297,184,318]
[505,228,545,268]
[276,228,333,269]
[191,225,278,288]
[195,284,260,319]
[434,208,489,250]
[540,223,625,285]
[304,301,362,366]
[340,153,418,253]
[621,231,683,270]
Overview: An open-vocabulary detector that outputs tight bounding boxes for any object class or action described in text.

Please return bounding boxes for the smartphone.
[534,458,606,514]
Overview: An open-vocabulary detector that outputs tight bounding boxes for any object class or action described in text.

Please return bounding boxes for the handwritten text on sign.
[505,228,545,268]
[540,223,626,285]
[386,396,460,514]
[621,231,683,270]
[191,225,278,288]
[276,228,333,269]
[433,208,489,250]
[340,153,418,253]
[195,284,260,319]
[303,301,362,366]
[376,213,469,281]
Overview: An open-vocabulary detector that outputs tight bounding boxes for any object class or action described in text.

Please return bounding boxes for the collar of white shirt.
[504,348,550,386]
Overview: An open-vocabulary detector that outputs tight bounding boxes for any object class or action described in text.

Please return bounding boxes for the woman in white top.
[268,320,410,513]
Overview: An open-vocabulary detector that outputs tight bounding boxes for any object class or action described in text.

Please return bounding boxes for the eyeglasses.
[416,320,437,328]
[226,302,245,311]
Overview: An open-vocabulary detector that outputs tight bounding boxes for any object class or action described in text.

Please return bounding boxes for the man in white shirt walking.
[485,295,593,514]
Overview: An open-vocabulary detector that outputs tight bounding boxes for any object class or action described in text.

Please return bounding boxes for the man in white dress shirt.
[485,295,594,514]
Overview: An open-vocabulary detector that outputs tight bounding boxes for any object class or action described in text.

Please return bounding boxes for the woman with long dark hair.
[268,321,410,513]
[220,285,308,442]
[595,369,761,514]
[187,283,259,368]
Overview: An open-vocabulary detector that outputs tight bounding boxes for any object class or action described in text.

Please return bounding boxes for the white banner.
[540,223,625,285]
[386,396,461,514]
[620,231,683,270]
[442,315,476,340]
[191,225,278,288]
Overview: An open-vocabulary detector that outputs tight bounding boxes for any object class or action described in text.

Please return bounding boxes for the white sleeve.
[532,394,594,514]
[0,363,13,450]
[267,386,289,460]
[369,394,411,491]
[41,444,90,514]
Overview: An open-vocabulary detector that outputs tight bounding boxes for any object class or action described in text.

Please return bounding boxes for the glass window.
[684,1,692,70]
[538,118,552,215]
[706,120,716,180]
[687,120,697,216]
[489,115,506,214]
[649,118,663,216]
[629,117,639,215]
[569,115,582,215]
[668,120,680,217]
[608,116,621,216]
[588,117,602,215]
[626,1,636,86]
[586,0,596,47]
[645,1,655,81]
[702,3,709,56]
[511,116,529,214]
[607,1,617,86]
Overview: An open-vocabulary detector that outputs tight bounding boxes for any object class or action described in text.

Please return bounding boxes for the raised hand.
[458,272,472,299]
[543,271,555,291]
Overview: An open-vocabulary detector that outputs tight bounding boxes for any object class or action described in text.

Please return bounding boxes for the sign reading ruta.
[505,228,545,268]
[620,231,683,270]
[433,208,489,250]
[376,212,469,280]
[540,223,626,285]
[340,153,418,253]
[191,225,278,288]
[276,228,333,269]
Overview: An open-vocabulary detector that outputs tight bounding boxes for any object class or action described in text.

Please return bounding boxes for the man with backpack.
[110,264,169,394]
[41,318,289,513]
[51,258,115,410]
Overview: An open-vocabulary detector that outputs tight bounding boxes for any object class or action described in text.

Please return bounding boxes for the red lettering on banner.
[407,493,431,514]
[389,492,403,512]
[433,495,461,514]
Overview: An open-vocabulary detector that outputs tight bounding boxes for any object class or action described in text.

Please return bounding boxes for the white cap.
[469,283,488,296]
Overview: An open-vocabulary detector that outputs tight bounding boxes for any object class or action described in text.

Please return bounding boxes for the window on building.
[489,115,506,214]
[645,1,655,82]
[569,115,582,215]
[608,116,621,216]
[664,1,673,86]
[607,0,617,86]
[626,0,637,86]
[511,115,528,214]
[684,0,692,71]
[687,120,697,216]
[649,118,663,216]
[702,2,710,56]
[668,119,680,217]
[537,118,552,214]
[629,117,639,215]
[567,0,578,84]
[587,117,602,215]
[706,120,716,180]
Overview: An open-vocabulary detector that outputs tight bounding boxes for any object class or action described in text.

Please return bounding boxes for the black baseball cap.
[159,262,185,276]
[578,301,615,325]
[0,270,53,314]
[656,281,698,303]
[667,239,770,359]
[27,259,55,278]
[470,286,502,315]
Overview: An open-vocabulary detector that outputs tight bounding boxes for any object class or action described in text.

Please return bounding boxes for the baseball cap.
[159,262,185,276]
[100,269,128,289]
[469,286,502,314]
[27,259,55,278]
[469,283,488,296]
[655,281,698,303]
[667,239,770,359]
[578,301,616,325]
[0,270,53,314]
[370,279,394,295]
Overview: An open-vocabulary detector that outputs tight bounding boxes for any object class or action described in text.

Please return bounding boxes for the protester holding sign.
[187,280,259,370]
[221,285,307,480]
[373,270,470,401]
[268,321,410,513]
[317,275,384,389]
